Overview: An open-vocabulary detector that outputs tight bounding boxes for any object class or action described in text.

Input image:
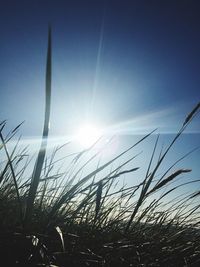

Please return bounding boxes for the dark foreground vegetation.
[0,217,200,267]
[1,102,200,267]
[1,30,200,266]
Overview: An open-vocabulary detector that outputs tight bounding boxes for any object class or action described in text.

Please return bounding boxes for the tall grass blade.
[24,27,52,227]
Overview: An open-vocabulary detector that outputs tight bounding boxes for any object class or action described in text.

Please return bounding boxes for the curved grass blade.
[147,169,191,196]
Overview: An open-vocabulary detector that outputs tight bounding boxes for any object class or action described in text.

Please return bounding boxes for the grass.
[0,29,200,266]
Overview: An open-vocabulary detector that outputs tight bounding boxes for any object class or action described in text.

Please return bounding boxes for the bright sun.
[75,124,102,148]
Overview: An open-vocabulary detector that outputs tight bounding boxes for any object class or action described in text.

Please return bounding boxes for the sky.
[0,0,200,189]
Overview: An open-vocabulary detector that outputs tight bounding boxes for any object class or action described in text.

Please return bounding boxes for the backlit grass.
[0,29,200,267]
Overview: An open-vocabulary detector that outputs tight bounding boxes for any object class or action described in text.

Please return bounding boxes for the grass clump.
[0,29,200,266]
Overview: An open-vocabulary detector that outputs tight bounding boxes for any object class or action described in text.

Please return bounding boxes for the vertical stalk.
[24,27,52,228]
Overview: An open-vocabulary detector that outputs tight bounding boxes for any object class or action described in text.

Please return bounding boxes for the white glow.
[75,124,102,148]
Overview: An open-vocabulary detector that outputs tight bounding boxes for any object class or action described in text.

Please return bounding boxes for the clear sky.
[0,1,200,189]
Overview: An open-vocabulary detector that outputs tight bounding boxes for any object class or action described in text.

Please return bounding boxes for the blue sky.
[0,0,200,189]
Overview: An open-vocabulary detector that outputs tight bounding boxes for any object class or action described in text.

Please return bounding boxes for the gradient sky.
[0,1,200,188]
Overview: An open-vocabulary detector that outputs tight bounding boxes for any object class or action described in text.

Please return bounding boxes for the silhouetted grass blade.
[183,101,200,126]
[24,26,52,227]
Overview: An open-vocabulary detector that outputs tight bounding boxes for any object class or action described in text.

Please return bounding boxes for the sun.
[75,124,102,148]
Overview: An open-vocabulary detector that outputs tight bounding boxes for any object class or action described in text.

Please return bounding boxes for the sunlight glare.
[76,124,102,148]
